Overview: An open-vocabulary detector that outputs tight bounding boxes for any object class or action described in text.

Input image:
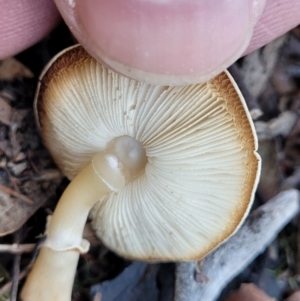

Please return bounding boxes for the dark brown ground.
[0,22,300,301]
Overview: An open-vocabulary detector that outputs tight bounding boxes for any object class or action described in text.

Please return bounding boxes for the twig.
[27,150,40,174]
[32,169,62,182]
[297,217,300,275]
[240,34,288,98]
[175,189,300,301]
[10,230,22,301]
[0,243,35,254]
[0,266,30,295]
[10,254,21,301]
[0,183,34,205]
[1,157,20,192]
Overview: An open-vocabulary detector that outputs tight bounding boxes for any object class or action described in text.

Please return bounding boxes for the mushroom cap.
[36,45,260,261]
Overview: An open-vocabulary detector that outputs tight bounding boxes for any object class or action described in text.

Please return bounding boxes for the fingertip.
[245,0,300,55]
[58,0,261,85]
[78,0,256,85]
[0,0,60,59]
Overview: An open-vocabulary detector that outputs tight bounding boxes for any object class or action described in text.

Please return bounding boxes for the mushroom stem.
[21,248,80,301]
[46,163,112,251]
[21,144,134,301]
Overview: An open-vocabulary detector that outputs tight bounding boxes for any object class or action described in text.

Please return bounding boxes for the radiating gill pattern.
[38,47,260,261]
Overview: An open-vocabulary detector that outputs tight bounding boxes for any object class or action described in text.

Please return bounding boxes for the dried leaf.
[7,161,27,176]
[225,283,275,301]
[271,66,297,95]
[0,97,12,126]
[8,109,30,157]
[0,190,34,236]
[241,34,287,98]
[269,111,298,138]
[0,178,61,236]
[10,109,30,125]
[0,140,12,157]
[0,58,33,81]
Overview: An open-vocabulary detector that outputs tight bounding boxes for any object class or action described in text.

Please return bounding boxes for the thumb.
[0,0,60,59]
[55,0,265,85]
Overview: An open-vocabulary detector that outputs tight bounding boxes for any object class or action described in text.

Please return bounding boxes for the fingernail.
[75,0,258,85]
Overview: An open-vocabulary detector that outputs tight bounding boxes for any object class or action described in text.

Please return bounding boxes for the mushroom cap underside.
[36,45,261,261]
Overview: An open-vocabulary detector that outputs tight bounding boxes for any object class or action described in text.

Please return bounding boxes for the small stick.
[0,184,34,205]
[297,217,300,275]
[10,254,21,301]
[240,34,288,98]
[0,244,35,254]
[5,166,20,192]
[0,266,30,295]
[27,150,40,174]
[175,190,300,301]
[32,169,62,182]
[10,229,22,301]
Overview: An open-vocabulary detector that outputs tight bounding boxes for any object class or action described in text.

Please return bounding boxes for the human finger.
[56,0,265,85]
[0,0,60,60]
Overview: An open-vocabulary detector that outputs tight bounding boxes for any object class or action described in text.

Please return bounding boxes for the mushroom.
[21,45,261,301]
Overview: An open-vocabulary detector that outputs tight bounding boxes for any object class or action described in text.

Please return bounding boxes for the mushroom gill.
[36,45,260,261]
